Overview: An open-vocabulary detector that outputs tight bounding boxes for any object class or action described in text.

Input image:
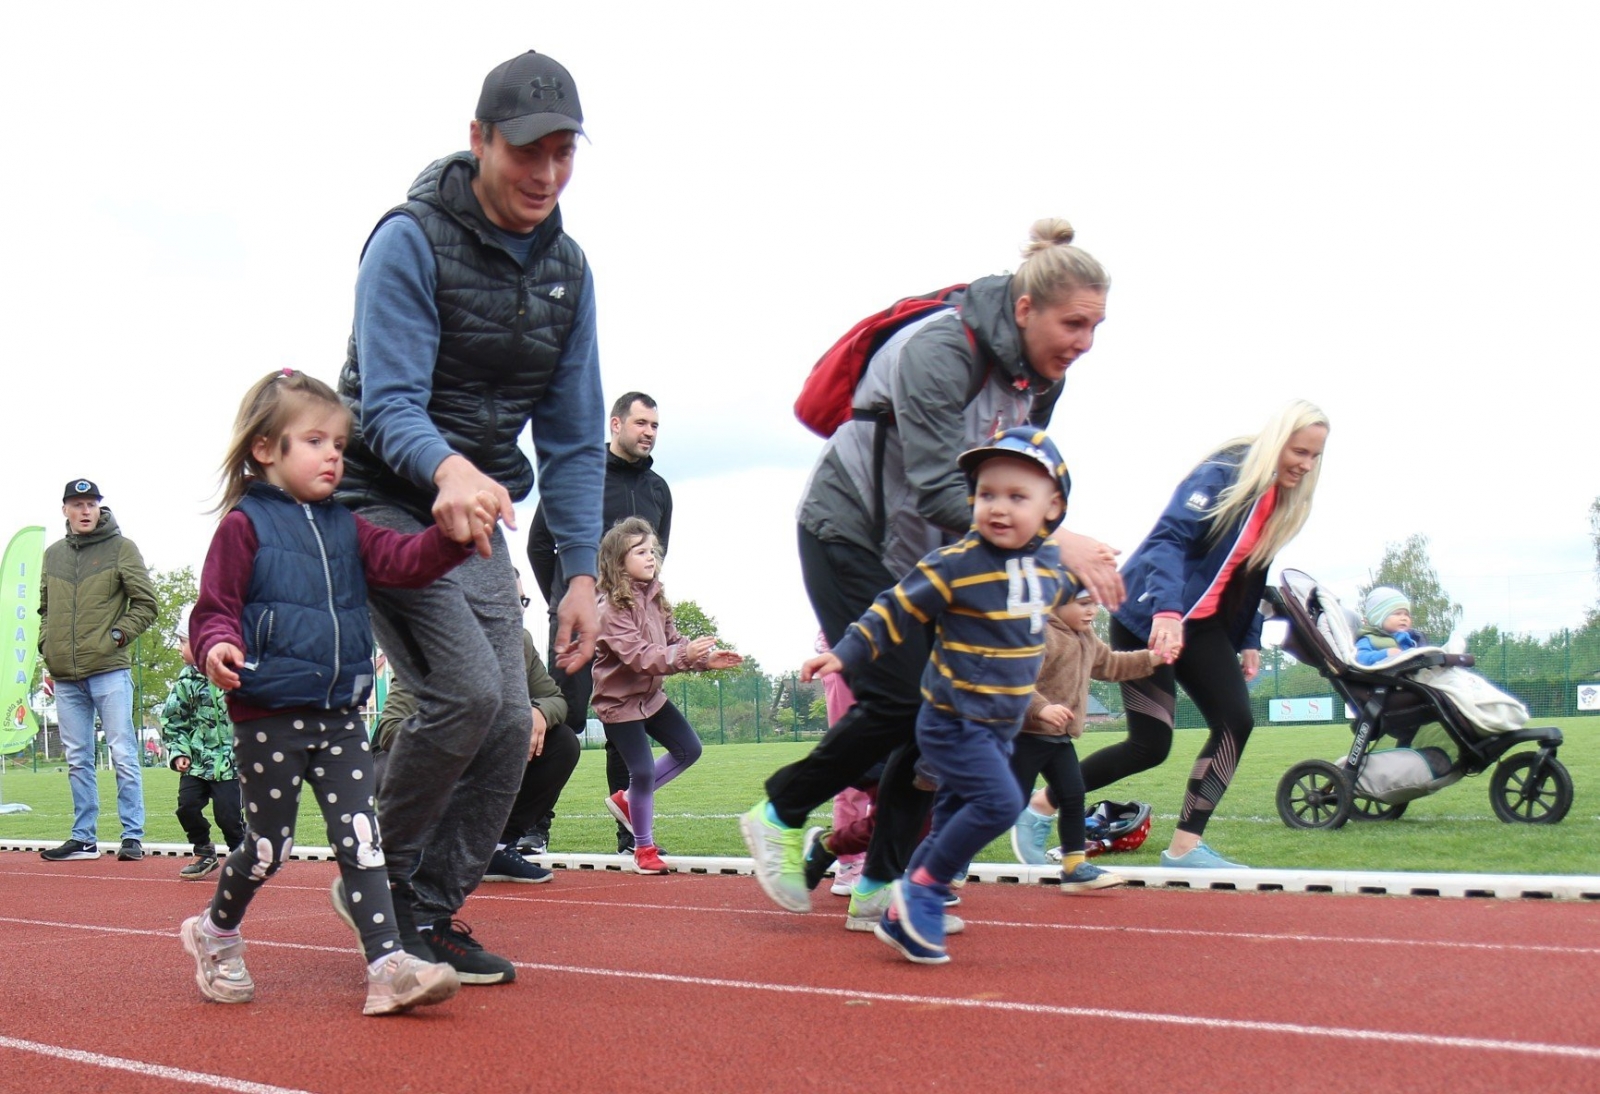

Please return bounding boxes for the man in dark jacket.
[527,390,672,852]
[332,50,605,986]
[38,479,158,862]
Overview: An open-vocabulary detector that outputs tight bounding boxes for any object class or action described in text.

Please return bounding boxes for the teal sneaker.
[848,881,964,933]
[1010,807,1054,865]
[844,881,893,932]
[740,802,810,913]
[1160,842,1248,869]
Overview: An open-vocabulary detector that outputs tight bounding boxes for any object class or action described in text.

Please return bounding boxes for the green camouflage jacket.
[160,664,237,782]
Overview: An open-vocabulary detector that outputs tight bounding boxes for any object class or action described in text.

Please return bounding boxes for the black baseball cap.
[63,478,102,502]
[476,51,584,146]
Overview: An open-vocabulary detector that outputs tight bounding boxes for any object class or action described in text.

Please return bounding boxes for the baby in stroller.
[1268,569,1570,827]
[1354,586,1428,666]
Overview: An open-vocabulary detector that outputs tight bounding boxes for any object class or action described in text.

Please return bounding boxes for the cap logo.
[528,76,566,101]
[75,481,92,494]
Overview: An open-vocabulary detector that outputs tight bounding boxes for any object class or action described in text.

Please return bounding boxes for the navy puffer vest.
[234,483,374,711]
[337,152,588,520]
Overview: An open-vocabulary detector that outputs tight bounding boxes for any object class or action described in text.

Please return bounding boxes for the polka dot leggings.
[206,710,401,963]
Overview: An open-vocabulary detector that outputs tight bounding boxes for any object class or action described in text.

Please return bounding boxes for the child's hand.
[801,653,842,682]
[205,643,245,690]
[706,650,743,670]
[1148,649,1165,667]
[1385,648,1402,659]
[1038,704,1073,731]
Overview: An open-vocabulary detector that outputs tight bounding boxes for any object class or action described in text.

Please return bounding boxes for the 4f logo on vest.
[548,285,566,299]
[1184,491,1211,512]
[1005,557,1048,634]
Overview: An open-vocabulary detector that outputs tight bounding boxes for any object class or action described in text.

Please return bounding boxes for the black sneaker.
[616,831,635,854]
[331,878,435,962]
[802,827,838,892]
[420,920,515,985]
[180,853,220,879]
[483,847,553,884]
[117,839,144,861]
[40,839,98,862]
[516,827,550,856]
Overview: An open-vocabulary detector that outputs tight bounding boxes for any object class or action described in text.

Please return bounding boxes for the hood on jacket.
[960,274,1057,399]
[64,507,121,546]
[400,151,567,261]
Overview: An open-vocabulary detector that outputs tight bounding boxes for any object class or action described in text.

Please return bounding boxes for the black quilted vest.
[337,152,588,520]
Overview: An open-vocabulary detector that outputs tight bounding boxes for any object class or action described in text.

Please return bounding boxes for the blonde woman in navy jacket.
[1088,401,1329,869]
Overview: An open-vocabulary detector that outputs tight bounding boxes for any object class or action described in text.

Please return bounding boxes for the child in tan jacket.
[1009,589,1161,890]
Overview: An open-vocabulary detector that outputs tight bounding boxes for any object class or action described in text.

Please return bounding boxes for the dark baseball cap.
[476,51,584,146]
[63,478,103,502]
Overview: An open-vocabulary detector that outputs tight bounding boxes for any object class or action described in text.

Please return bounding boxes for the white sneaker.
[180,915,254,1004]
[364,951,460,1016]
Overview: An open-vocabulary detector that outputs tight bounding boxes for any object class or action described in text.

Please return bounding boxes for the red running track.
[1,852,1598,1093]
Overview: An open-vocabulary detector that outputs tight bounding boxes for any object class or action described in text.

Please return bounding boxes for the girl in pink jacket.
[592,518,741,873]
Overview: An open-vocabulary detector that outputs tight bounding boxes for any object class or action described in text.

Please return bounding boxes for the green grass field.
[4,719,1596,874]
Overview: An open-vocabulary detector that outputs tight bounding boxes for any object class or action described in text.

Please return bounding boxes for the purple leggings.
[602,700,702,847]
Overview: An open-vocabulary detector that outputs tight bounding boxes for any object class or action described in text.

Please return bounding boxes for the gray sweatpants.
[359,506,532,923]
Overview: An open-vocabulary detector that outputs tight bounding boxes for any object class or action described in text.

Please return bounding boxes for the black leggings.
[1011,736,1085,853]
[1078,617,1254,838]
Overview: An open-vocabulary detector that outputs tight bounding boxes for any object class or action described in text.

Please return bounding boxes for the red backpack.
[793,284,971,437]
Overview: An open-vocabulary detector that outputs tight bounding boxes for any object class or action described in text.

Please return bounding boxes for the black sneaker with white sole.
[117,839,144,861]
[420,920,515,985]
[180,853,220,879]
[40,839,98,861]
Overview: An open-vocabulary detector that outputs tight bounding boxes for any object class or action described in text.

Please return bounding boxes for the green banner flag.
[1,526,45,755]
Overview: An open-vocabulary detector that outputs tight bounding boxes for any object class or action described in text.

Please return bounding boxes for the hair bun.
[1023,217,1076,256]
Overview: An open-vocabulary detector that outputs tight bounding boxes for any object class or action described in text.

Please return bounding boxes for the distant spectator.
[529,390,671,853]
[38,478,157,863]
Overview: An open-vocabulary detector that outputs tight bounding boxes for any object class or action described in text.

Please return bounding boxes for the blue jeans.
[55,669,144,843]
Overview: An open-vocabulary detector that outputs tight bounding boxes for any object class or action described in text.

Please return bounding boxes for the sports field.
[5,719,1596,874]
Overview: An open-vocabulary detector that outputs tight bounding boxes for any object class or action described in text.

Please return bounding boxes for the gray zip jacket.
[797,274,1059,577]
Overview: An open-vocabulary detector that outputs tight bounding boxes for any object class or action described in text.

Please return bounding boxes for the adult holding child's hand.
[746,217,1118,922]
[1082,400,1330,870]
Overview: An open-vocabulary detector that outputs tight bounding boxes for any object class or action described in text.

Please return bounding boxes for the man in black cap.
[334,50,605,986]
[38,480,158,863]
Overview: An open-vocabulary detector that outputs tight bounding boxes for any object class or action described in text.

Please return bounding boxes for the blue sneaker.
[1160,842,1248,869]
[1010,807,1054,865]
[874,914,949,965]
[1059,861,1127,892]
[891,878,948,952]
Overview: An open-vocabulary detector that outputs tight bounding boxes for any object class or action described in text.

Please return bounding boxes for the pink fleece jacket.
[591,579,706,722]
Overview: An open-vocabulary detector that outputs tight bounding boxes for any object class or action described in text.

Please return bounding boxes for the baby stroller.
[1264,569,1571,829]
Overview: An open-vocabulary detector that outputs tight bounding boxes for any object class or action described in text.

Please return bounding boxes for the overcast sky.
[3,2,1596,674]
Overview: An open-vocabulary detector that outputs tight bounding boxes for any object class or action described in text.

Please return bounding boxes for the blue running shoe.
[874,914,949,965]
[891,879,948,952]
[1159,842,1248,869]
[1059,861,1127,892]
[1010,807,1054,865]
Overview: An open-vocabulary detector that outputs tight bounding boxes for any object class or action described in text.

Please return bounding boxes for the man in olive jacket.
[38,479,158,862]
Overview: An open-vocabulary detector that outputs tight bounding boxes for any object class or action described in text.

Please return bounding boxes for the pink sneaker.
[831,858,863,897]
[605,790,633,835]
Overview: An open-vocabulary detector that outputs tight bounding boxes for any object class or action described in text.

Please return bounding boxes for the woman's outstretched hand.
[1053,529,1125,610]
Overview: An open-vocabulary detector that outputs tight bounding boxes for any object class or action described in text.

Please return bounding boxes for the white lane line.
[5,916,1596,1063]
[465,894,1600,958]
[509,961,1600,1061]
[0,1035,319,1094]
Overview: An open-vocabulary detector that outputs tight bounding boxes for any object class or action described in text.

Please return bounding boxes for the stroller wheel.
[1276,760,1353,830]
[1489,752,1573,824]
[1351,796,1408,822]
